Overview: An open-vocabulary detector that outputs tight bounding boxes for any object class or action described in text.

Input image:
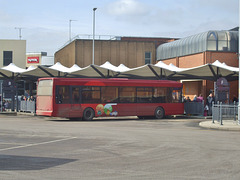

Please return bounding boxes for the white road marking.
[0,136,77,152]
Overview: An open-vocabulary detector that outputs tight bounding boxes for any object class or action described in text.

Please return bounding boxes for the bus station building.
[55,28,239,102]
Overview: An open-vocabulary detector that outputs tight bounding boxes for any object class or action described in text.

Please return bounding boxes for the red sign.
[27,56,39,63]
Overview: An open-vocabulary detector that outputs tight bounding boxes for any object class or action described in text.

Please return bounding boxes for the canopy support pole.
[208,64,218,81]
[0,72,9,79]
[38,66,55,77]
[90,65,106,78]
[147,65,160,80]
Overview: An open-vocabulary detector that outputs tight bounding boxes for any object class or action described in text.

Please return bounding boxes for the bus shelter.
[0,60,238,113]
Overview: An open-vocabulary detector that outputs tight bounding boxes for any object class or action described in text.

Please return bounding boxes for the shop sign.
[27,57,39,63]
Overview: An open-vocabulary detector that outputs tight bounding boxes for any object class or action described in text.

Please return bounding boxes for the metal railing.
[184,101,204,116]
[19,101,36,113]
[212,102,238,125]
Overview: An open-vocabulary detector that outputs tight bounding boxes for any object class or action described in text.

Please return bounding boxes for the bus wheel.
[83,108,95,121]
[155,107,165,119]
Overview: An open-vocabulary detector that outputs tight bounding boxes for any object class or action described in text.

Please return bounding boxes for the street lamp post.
[15,27,23,40]
[69,19,77,42]
[92,8,97,65]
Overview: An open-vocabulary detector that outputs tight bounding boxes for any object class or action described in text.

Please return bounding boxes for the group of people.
[184,93,215,116]
[0,99,11,111]
[21,95,35,102]
[184,94,204,103]
[184,92,239,116]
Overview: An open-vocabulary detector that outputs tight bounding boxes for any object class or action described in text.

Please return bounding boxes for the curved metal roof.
[157,30,238,60]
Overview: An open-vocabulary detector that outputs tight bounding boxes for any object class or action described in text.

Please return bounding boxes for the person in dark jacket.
[206,93,215,116]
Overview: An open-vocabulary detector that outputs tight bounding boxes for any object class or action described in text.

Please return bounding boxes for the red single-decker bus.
[36,78,184,120]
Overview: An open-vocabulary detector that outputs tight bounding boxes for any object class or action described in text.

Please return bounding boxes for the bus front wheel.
[155,107,165,119]
[83,108,95,121]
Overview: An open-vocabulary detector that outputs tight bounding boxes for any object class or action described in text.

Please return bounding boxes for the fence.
[212,102,238,125]
[19,101,36,113]
[184,101,204,116]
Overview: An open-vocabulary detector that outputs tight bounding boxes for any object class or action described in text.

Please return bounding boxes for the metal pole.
[69,20,71,42]
[212,101,215,124]
[234,101,236,121]
[69,20,77,42]
[220,102,223,125]
[15,27,22,40]
[238,0,240,125]
[0,82,2,112]
[92,8,97,65]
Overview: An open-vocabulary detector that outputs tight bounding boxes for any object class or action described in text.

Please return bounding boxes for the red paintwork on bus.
[36,78,184,118]
[36,96,53,116]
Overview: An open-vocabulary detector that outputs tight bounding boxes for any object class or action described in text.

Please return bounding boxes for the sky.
[0,0,238,56]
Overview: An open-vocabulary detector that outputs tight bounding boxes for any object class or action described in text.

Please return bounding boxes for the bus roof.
[38,78,182,87]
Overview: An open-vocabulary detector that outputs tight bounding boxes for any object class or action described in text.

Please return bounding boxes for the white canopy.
[117,64,131,72]
[117,64,174,79]
[175,60,239,81]
[2,63,27,73]
[49,62,72,73]
[0,60,238,81]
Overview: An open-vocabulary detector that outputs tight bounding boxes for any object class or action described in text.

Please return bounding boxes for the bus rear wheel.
[155,107,165,119]
[83,108,95,121]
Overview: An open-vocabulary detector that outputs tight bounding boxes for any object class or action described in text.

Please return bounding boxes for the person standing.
[206,93,215,116]
[197,94,203,102]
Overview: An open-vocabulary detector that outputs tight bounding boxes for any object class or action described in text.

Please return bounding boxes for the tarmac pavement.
[1,111,240,131]
[199,119,240,131]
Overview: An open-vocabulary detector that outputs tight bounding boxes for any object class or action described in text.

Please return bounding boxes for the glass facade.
[157,30,238,60]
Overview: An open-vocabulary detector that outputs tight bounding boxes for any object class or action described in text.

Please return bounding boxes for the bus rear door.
[70,86,82,118]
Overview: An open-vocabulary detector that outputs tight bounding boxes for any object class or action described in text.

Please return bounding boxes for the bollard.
[212,102,215,124]
[234,101,236,121]
[220,102,223,125]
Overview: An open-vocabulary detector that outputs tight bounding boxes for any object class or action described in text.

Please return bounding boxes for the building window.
[145,52,151,64]
[3,51,13,66]
[207,32,217,51]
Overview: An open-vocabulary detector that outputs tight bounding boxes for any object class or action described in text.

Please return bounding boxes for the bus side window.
[56,86,63,104]
[119,87,136,103]
[82,86,100,103]
[153,87,167,103]
[137,87,153,103]
[172,88,182,103]
[56,86,70,104]
[72,87,80,104]
[101,87,118,103]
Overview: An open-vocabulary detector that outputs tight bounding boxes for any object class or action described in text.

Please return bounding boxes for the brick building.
[157,30,239,102]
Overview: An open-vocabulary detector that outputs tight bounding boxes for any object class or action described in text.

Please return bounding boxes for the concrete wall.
[55,39,156,68]
[0,40,26,68]
[55,41,76,67]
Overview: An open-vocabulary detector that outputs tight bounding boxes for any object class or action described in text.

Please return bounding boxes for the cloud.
[104,0,185,27]
[106,0,150,16]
